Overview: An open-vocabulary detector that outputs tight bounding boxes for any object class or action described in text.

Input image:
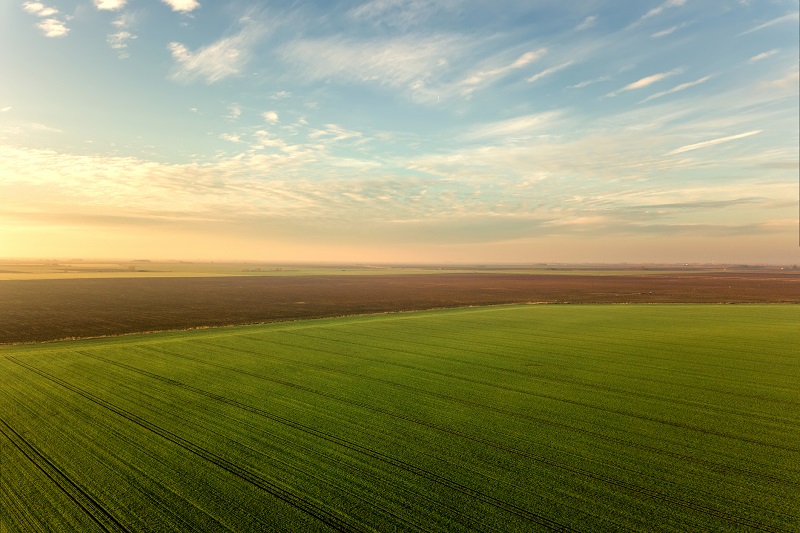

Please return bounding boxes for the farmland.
[2,270,799,344]
[1,304,798,531]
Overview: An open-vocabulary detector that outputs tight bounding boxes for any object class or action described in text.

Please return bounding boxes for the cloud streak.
[667,130,762,155]
[527,61,574,83]
[575,15,597,31]
[640,0,687,21]
[748,49,778,63]
[739,12,799,35]
[642,75,712,102]
[607,68,681,97]
[460,49,546,96]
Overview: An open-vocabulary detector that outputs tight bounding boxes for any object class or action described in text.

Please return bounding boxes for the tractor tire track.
[246,333,800,453]
[7,357,369,533]
[0,416,130,533]
[161,340,800,489]
[60,352,580,532]
[77,350,787,532]
[295,327,800,425]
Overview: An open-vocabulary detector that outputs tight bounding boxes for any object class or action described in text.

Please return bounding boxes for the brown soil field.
[1,272,798,344]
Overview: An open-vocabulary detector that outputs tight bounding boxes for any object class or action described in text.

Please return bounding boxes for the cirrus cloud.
[168,19,266,83]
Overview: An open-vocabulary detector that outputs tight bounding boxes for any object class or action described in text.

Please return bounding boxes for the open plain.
[2,304,799,531]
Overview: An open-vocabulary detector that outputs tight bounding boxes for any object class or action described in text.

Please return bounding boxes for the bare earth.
[1,271,798,344]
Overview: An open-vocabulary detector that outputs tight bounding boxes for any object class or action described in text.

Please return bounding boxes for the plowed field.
[1,272,798,344]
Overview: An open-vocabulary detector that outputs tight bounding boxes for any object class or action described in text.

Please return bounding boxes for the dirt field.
[1,272,798,344]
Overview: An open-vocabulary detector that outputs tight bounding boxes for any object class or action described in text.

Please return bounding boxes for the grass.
[1,305,798,531]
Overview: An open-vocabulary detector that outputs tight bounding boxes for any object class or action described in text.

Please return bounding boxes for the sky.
[1,0,798,264]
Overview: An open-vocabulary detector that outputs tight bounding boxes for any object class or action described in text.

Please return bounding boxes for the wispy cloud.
[526,61,574,83]
[460,112,561,141]
[607,68,681,97]
[107,31,135,58]
[567,75,610,89]
[642,75,712,102]
[168,18,266,83]
[161,0,200,13]
[220,133,242,143]
[1,107,11,113]
[748,49,779,63]
[651,21,690,38]
[667,130,762,155]
[94,0,126,10]
[759,70,799,90]
[651,25,678,38]
[575,15,597,31]
[460,49,546,96]
[112,12,135,27]
[282,34,465,93]
[104,11,137,58]
[640,0,687,21]
[739,12,799,35]
[309,124,362,143]
[224,104,242,120]
[349,0,460,29]
[262,111,279,124]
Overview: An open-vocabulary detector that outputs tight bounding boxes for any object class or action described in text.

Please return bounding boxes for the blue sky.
[1,0,798,263]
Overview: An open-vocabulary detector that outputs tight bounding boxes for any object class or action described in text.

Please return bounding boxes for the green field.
[2,305,798,531]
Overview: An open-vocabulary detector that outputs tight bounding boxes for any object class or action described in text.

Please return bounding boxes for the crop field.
[2,271,799,344]
[1,304,798,531]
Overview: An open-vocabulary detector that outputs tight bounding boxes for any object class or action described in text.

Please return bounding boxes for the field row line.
[438,314,800,364]
[408,310,798,357]
[342,319,800,378]
[292,320,800,404]
[81,347,788,532]
[186,338,800,489]
[231,334,800,460]
[73,350,581,532]
[338,322,800,410]
[242,326,799,415]
[291,326,800,422]
[0,415,129,533]
[66,355,520,533]
[6,357,372,533]
[288,327,799,425]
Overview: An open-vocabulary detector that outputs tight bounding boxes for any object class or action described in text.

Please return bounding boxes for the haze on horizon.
[1,1,798,265]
